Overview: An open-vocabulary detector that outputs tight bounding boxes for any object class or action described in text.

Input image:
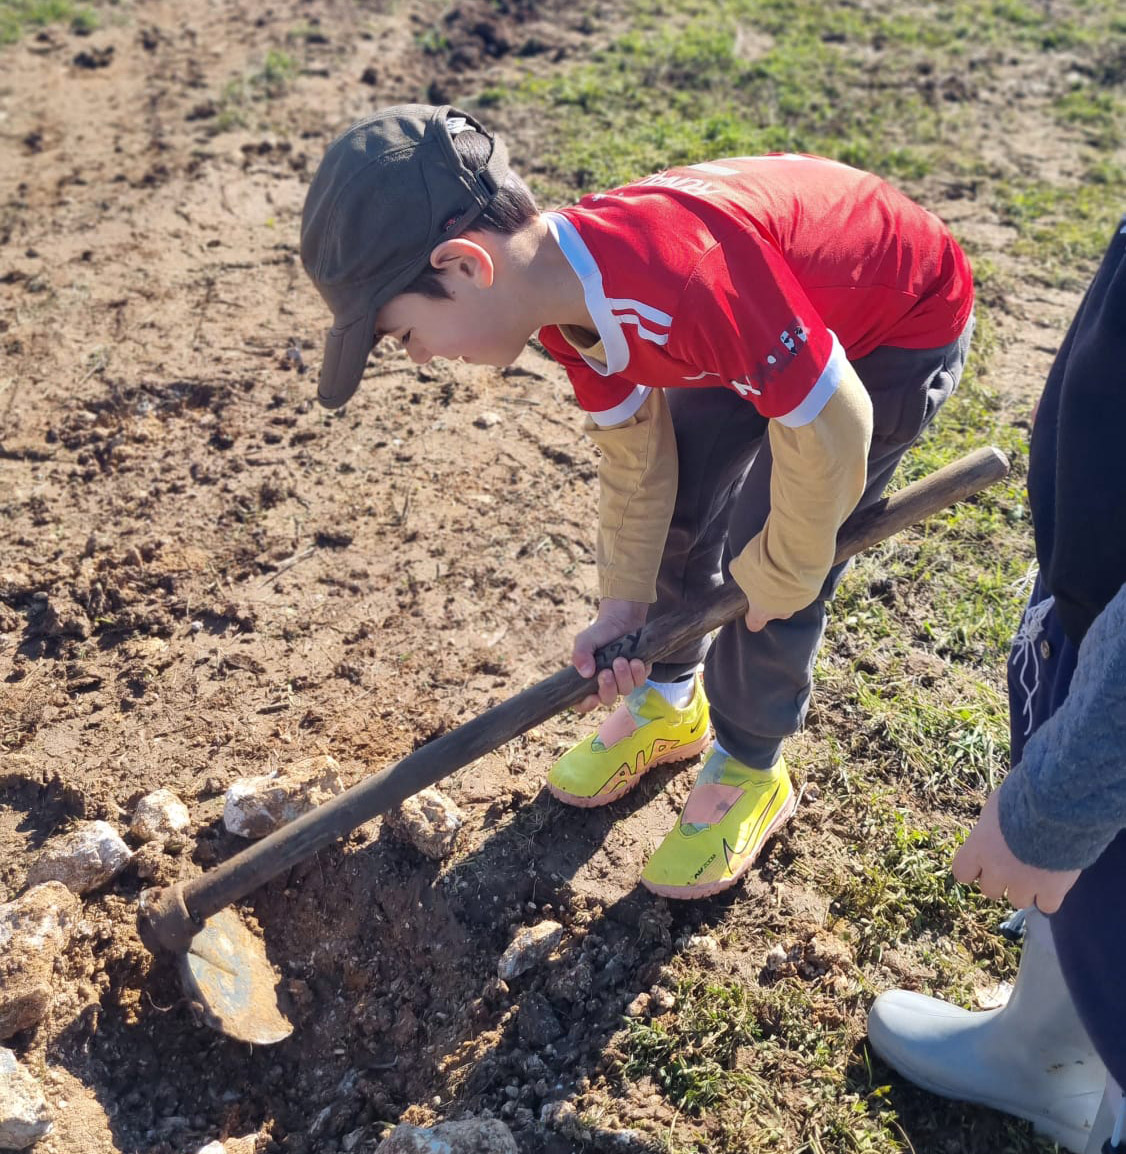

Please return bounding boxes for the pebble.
[497,920,564,981]
[649,986,676,1012]
[624,992,651,1018]
[194,1132,264,1153]
[515,992,564,1048]
[0,1047,52,1149]
[377,1118,518,1152]
[474,411,503,428]
[130,788,191,843]
[26,821,132,894]
[384,787,465,860]
[765,944,788,971]
[223,755,344,839]
[0,883,81,1039]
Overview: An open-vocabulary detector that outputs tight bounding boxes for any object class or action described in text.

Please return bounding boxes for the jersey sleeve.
[537,325,650,426]
[672,239,848,425]
[727,362,872,614]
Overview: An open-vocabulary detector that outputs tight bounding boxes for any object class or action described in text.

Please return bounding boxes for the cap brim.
[317,300,381,409]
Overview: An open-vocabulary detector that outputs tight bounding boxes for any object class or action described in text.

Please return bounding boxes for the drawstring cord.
[1105,1080,1125,1152]
[1010,592,1056,737]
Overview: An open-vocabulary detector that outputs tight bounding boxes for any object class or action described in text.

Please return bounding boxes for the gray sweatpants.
[648,321,975,768]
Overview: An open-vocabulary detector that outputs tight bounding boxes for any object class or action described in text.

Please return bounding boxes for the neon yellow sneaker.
[641,750,796,899]
[547,676,710,808]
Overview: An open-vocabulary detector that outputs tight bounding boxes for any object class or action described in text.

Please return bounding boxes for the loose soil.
[0,2,1102,1152]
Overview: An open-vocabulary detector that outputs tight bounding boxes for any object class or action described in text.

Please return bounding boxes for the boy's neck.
[509,214,598,337]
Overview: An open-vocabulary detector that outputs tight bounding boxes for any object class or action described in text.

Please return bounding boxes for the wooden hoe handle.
[140,445,1010,952]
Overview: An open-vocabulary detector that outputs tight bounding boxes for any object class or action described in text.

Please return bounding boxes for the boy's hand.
[743,598,793,632]
[951,789,1081,914]
[572,598,650,714]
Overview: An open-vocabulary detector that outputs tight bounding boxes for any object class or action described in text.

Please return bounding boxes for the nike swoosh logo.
[722,783,783,871]
[688,717,704,735]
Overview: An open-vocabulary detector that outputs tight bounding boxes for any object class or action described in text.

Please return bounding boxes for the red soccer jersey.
[538,154,973,427]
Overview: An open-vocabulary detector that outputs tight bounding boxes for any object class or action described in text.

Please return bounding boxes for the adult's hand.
[571,598,650,714]
[952,789,1081,914]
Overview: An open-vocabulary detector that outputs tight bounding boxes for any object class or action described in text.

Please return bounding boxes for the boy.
[868,220,1126,1153]
[301,103,974,899]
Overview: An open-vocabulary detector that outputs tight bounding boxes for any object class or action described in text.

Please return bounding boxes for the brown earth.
[0,1,1104,1152]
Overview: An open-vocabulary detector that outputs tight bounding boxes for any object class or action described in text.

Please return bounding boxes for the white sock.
[647,675,696,710]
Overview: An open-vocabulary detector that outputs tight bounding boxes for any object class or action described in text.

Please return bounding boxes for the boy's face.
[375,248,533,370]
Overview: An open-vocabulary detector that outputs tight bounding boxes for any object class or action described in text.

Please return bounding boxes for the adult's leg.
[868,908,1106,1154]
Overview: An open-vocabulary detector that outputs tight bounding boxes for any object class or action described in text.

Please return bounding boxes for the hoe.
[138,445,1011,1044]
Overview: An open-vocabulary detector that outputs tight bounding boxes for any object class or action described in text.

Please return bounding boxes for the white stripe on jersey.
[773,331,848,428]
[607,298,672,326]
[588,385,651,427]
[613,314,670,346]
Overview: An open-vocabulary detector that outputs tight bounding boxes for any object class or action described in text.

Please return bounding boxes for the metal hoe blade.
[178,908,293,1044]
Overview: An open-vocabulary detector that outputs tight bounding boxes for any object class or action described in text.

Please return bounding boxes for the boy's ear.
[429,237,495,287]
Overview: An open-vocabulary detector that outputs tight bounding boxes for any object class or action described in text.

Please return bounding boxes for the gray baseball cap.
[301,104,510,409]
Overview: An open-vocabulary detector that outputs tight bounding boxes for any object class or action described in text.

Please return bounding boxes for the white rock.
[649,986,676,1012]
[497,920,564,981]
[474,411,503,429]
[195,1133,261,1154]
[765,944,788,971]
[130,789,190,843]
[385,787,465,860]
[223,756,345,839]
[26,822,131,895]
[377,1118,518,1152]
[0,883,80,1040]
[0,1047,52,1149]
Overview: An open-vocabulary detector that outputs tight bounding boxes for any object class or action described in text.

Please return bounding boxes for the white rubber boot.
[1084,1077,1125,1154]
[867,909,1107,1153]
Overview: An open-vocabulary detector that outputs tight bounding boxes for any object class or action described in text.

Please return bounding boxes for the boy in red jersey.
[301,105,975,899]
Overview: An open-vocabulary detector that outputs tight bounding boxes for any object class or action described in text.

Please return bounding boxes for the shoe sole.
[546,733,711,809]
[640,787,798,899]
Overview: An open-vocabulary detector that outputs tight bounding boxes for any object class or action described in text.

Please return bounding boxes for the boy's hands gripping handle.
[594,446,1011,670]
[141,446,1008,954]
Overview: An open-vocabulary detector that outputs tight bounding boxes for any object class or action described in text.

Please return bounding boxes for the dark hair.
[400,128,538,300]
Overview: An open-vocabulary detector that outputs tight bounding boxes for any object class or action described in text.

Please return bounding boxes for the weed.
[619,974,765,1112]
[209,49,300,135]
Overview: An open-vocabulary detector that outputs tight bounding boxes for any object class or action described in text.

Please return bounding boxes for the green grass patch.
[853,672,1009,794]
[996,171,1125,281]
[831,807,1005,963]
[620,975,766,1112]
[210,49,301,134]
[0,0,97,43]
